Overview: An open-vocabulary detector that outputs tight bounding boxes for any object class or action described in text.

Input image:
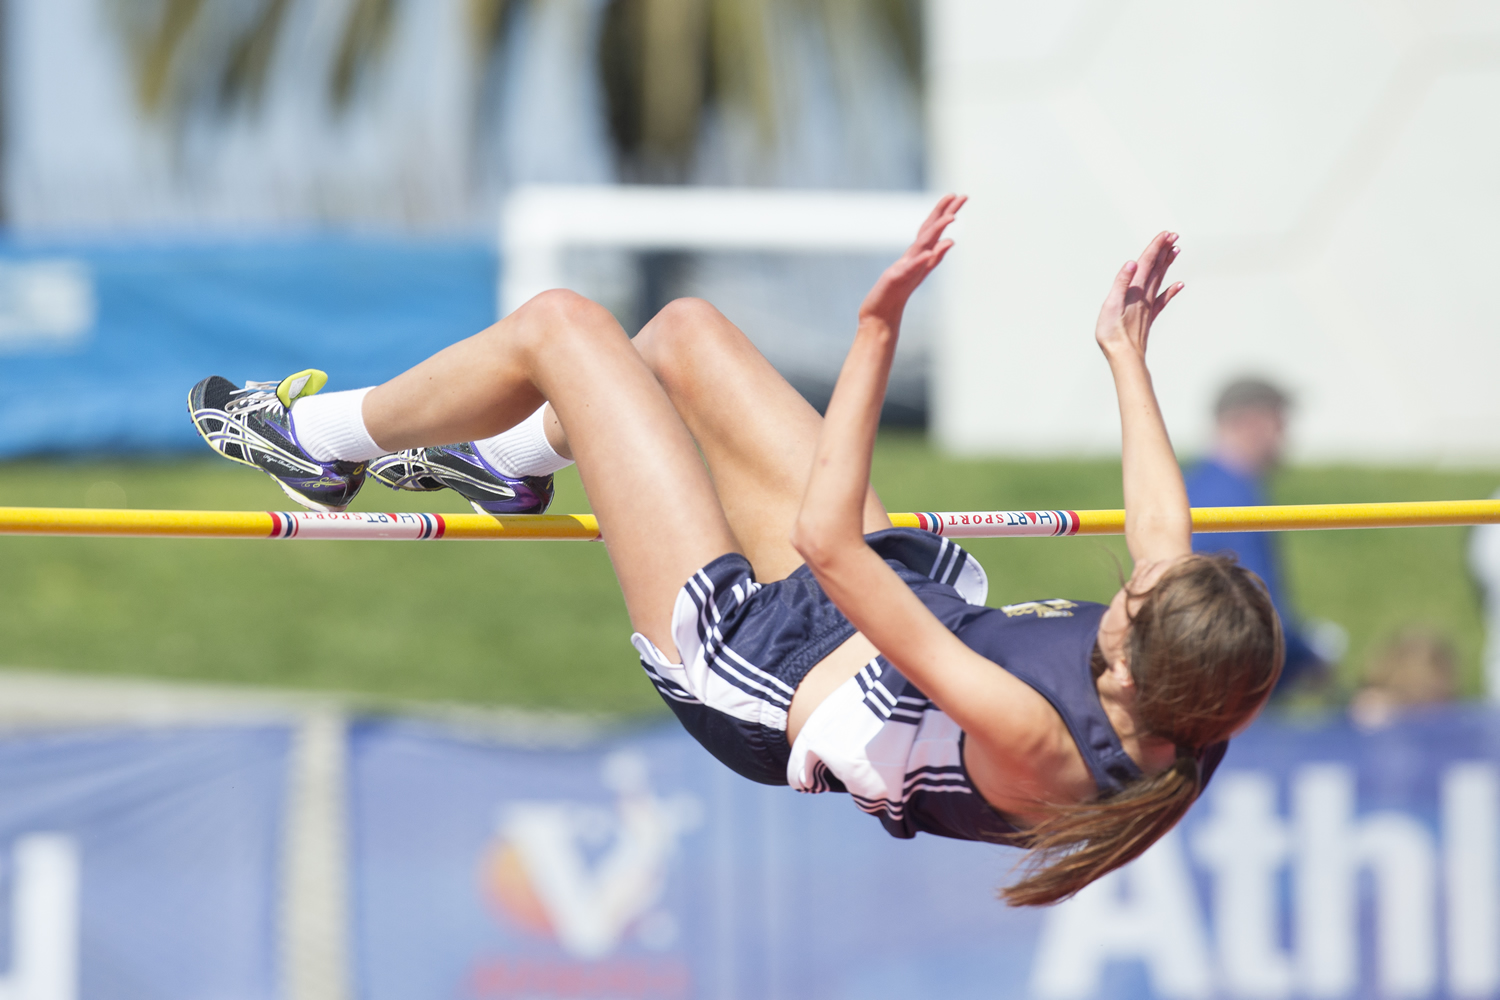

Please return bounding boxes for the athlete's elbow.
[790,517,852,570]
[790,519,829,567]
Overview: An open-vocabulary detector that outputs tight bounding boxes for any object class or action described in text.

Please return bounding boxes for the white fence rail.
[498,184,936,315]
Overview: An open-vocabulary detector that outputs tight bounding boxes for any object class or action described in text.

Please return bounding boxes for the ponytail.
[1001,747,1200,907]
[1000,553,1282,907]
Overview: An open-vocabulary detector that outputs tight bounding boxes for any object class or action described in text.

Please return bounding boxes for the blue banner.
[0,240,496,457]
[346,718,1104,1000]
[1034,708,1500,1000]
[349,709,1500,1000]
[0,726,290,999]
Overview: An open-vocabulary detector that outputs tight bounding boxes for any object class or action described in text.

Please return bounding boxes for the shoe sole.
[372,478,444,492]
[468,498,556,516]
[274,479,347,514]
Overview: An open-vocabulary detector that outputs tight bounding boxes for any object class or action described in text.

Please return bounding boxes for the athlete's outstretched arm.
[792,194,962,560]
[1096,232,1190,571]
[792,198,1082,813]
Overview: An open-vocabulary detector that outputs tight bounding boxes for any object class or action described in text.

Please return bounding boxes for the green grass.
[0,438,1494,713]
[1272,466,1500,697]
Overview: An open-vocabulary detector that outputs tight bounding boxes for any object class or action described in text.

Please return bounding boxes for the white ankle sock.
[290,388,387,463]
[474,405,574,478]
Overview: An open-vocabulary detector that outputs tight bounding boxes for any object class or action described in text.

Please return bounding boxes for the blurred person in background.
[1348,629,1459,728]
[1185,379,1329,696]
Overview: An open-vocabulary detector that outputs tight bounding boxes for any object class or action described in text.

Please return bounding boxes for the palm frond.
[108,0,207,115]
[466,0,514,59]
[642,0,711,163]
[599,0,647,165]
[108,0,300,117]
[601,0,920,180]
[100,0,920,184]
[803,0,922,93]
[600,0,713,181]
[219,0,292,111]
[872,0,923,85]
[708,0,776,144]
[876,0,918,83]
[331,0,398,111]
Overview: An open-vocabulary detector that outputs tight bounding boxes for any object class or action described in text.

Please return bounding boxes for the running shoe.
[368,449,446,492]
[371,442,553,515]
[188,369,368,513]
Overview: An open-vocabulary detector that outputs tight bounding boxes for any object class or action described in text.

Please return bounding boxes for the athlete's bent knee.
[508,289,624,355]
[520,288,613,329]
[636,297,733,374]
[656,297,723,328]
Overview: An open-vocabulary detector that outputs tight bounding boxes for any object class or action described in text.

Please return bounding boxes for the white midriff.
[786,631,882,746]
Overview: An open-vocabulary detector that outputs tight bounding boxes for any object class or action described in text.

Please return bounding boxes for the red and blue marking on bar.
[268,511,448,540]
[914,510,1081,538]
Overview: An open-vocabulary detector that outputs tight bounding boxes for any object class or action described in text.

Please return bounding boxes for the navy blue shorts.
[629,528,987,785]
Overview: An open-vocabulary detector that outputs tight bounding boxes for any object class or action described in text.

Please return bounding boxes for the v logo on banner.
[489,752,701,960]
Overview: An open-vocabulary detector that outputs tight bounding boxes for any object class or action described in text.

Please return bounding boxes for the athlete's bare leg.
[519,298,887,580]
[361,289,739,654]
[631,298,894,737]
[633,297,890,582]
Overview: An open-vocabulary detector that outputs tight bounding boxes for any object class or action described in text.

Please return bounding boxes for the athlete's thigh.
[633,298,890,581]
[375,290,741,655]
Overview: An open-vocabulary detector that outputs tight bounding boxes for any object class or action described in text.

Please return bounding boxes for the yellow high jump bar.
[0,500,1497,541]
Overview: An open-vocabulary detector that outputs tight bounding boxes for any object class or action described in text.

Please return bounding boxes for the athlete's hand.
[1095,231,1183,361]
[858,194,966,333]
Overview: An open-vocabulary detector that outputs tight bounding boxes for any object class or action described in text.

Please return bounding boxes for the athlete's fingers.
[1138,231,1175,298]
[912,212,950,255]
[918,193,959,236]
[1151,238,1180,294]
[1153,281,1185,317]
[926,238,956,272]
[1148,247,1181,314]
[912,197,953,249]
[1106,259,1136,313]
[914,195,965,252]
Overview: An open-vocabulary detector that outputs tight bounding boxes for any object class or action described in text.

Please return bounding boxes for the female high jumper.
[189,196,1281,905]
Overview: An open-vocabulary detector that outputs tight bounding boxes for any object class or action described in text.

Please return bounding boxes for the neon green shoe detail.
[276,369,328,409]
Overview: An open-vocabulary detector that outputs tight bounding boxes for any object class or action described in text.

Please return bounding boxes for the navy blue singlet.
[637,527,1228,844]
[789,530,1228,843]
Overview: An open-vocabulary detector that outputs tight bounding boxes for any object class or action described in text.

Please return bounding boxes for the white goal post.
[498,184,938,316]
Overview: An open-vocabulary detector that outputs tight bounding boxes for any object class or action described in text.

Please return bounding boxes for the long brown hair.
[1002,553,1283,907]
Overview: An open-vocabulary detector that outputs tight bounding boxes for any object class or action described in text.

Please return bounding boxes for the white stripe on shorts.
[632,574,789,733]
